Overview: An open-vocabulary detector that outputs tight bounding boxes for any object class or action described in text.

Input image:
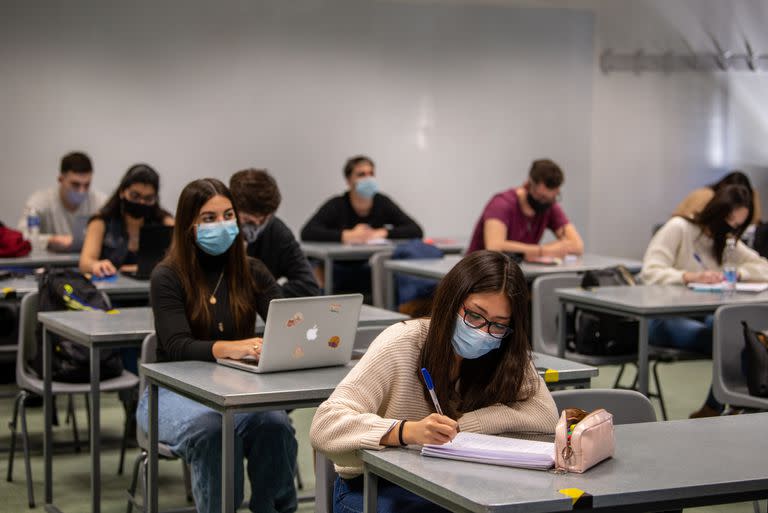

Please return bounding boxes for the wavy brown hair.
[689,184,752,265]
[419,250,534,419]
[161,178,257,338]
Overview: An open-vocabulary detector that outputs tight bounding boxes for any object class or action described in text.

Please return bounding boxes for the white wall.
[0,0,594,242]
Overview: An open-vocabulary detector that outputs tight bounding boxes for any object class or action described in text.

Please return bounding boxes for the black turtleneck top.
[150,249,283,362]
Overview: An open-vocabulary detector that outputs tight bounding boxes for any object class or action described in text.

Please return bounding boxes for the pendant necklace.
[209,271,224,305]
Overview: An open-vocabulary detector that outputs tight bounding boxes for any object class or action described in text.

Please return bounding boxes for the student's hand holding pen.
[402,414,458,446]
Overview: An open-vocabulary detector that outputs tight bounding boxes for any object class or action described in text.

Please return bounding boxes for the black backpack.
[569,266,639,356]
[742,321,768,397]
[32,269,123,383]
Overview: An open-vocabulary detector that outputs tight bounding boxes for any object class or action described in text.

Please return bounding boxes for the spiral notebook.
[421,432,555,470]
[687,282,768,293]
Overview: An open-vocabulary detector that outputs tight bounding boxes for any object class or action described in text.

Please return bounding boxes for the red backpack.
[0,223,32,258]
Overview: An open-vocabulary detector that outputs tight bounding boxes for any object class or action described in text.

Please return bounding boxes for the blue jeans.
[649,316,722,411]
[137,388,298,513]
[333,475,449,513]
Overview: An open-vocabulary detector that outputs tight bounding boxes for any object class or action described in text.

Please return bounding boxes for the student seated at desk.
[18,151,106,252]
[642,184,768,418]
[230,168,320,298]
[467,159,584,259]
[301,155,423,293]
[673,170,762,225]
[79,164,174,277]
[310,251,558,513]
[137,178,297,513]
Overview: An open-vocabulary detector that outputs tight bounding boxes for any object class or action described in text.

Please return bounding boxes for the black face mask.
[122,199,153,220]
[526,191,553,215]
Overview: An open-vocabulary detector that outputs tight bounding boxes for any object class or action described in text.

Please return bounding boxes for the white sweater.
[641,217,768,285]
[309,319,559,478]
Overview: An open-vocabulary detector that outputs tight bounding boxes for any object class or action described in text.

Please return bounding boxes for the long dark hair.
[690,184,753,265]
[708,171,753,193]
[161,178,257,338]
[94,164,170,223]
[419,250,534,418]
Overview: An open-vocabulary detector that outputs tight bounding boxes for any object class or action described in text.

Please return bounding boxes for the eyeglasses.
[126,190,157,205]
[461,306,513,339]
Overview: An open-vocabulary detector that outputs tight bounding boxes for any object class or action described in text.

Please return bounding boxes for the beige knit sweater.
[310,319,559,478]
[641,217,768,285]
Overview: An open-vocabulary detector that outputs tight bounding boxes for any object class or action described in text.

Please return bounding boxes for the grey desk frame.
[556,285,768,395]
[142,361,356,513]
[39,308,151,513]
[301,240,464,295]
[362,413,768,513]
[383,254,642,310]
[0,251,80,269]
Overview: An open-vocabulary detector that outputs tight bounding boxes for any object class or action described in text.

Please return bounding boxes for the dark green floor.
[0,360,758,512]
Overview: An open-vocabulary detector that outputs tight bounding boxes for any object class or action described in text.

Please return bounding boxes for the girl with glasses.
[310,250,558,513]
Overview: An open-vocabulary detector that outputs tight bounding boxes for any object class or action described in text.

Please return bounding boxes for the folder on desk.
[421,432,555,470]
[687,282,768,293]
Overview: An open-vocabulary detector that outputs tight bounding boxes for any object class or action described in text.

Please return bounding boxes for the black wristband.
[398,420,408,446]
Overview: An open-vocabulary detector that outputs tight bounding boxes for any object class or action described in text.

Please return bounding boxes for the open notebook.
[421,432,554,470]
[687,282,768,293]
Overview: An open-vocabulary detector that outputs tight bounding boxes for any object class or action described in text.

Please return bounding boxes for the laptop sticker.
[329,303,341,313]
[286,312,304,328]
[306,324,318,341]
[328,336,340,348]
[292,346,305,359]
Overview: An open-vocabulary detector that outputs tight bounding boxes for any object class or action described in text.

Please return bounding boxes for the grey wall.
[0,0,595,242]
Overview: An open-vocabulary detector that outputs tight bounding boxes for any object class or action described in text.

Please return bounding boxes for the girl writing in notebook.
[136,178,297,513]
[642,184,768,418]
[310,250,558,513]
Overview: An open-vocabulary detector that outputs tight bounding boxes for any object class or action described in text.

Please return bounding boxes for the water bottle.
[26,207,41,252]
[722,237,737,294]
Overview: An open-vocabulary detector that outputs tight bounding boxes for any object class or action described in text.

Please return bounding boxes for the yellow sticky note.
[544,369,559,383]
[558,488,584,504]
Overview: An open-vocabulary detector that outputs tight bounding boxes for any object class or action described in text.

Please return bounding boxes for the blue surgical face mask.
[66,189,88,207]
[196,219,239,256]
[355,177,379,199]
[451,315,502,359]
[241,220,269,244]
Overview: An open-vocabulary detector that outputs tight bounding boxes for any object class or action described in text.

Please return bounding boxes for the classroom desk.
[361,413,768,513]
[532,353,597,389]
[0,273,150,301]
[555,285,768,396]
[142,361,356,513]
[382,253,643,310]
[300,240,465,295]
[0,250,80,269]
[34,303,406,513]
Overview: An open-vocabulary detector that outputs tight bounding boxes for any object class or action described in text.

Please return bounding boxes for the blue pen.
[692,253,707,270]
[420,367,444,416]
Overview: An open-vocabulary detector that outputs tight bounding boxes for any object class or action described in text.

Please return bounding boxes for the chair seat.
[19,370,139,395]
[138,434,177,459]
[718,383,768,410]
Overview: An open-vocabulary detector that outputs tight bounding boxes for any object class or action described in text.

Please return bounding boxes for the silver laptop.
[216,294,363,373]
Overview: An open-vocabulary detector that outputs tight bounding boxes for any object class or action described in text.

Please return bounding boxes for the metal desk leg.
[90,346,101,513]
[324,257,334,295]
[147,382,159,513]
[385,268,396,311]
[43,327,53,505]
[557,301,567,358]
[222,410,235,513]
[637,318,649,396]
[363,465,378,513]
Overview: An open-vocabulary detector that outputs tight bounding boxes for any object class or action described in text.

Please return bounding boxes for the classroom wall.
[0,0,595,243]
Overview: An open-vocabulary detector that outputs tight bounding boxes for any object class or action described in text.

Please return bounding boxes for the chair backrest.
[139,332,158,397]
[16,291,39,387]
[369,250,395,308]
[550,389,656,424]
[314,451,336,513]
[531,274,581,355]
[713,304,768,408]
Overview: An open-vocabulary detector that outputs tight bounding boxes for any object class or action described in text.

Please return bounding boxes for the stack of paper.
[687,282,768,293]
[421,432,554,470]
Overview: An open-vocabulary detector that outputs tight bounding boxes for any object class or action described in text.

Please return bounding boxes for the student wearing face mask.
[229,169,320,298]
[18,151,107,252]
[137,178,297,513]
[79,164,174,277]
[642,184,768,418]
[310,251,558,513]
[467,159,583,258]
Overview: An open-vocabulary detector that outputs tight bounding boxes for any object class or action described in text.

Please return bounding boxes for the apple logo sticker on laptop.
[328,336,340,348]
[306,324,318,341]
